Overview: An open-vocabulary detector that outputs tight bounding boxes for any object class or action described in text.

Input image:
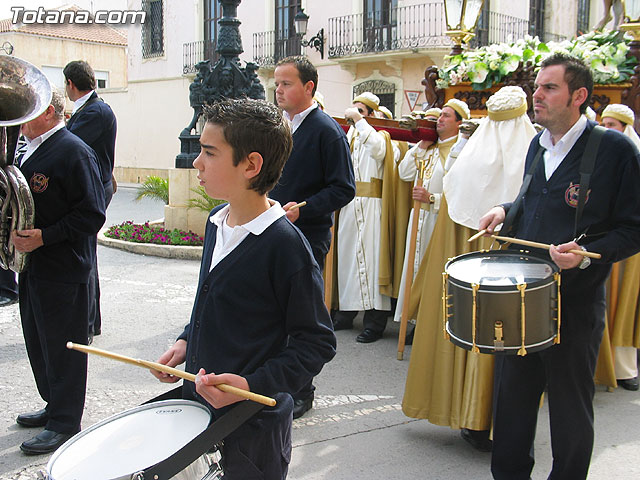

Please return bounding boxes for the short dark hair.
[276,55,318,96]
[540,53,593,114]
[202,99,292,195]
[63,60,96,91]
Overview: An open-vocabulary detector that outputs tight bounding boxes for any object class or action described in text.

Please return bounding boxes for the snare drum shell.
[445,251,559,355]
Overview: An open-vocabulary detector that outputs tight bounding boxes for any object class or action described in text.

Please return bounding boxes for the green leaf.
[522,48,534,62]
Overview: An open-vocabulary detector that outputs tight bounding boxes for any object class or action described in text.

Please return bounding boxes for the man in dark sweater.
[152,99,336,479]
[12,90,105,454]
[64,60,117,342]
[271,55,355,418]
[479,54,640,479]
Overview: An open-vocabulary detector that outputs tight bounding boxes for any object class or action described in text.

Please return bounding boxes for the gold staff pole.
[397,156,427,360]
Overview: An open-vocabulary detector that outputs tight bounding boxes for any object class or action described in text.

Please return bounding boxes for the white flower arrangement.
[438,30,637,90]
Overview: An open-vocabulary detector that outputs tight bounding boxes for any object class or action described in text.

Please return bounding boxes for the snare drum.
[44,400,223,480]
[443,250,561,355]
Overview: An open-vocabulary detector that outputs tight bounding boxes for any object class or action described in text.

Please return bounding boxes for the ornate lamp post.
[294,8,325,59]
[443,0,485,55]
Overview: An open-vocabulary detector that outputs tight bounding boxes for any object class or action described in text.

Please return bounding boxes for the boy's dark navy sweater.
[179,208,336,417]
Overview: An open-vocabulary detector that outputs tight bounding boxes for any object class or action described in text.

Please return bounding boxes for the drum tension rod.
[442,273,451,340]
[517,283,528,356]
[554,272,561,345]
[471,283,480,353]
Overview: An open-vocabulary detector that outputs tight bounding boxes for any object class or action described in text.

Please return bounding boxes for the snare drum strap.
[573,125,605,239]
[140,400,264,480]
[501,147,545,237]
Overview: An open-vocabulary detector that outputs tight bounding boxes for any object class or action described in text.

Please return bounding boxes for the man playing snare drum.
[479,53,640,479]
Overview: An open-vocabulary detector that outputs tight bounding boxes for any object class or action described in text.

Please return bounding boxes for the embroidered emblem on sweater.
[565,182,590,208]
[29,173,49,193]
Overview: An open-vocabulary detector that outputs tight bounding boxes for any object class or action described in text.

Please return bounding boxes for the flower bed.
[105,221,204,246]
[438,30,637,91]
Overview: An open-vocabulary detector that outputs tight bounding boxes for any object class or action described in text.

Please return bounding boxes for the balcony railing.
[328,1,451,58]
[472,11,530,47]
[253,30,302,68]
[183,39,220,74]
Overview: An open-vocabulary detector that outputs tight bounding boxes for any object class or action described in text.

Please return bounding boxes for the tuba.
[0,55,52,272]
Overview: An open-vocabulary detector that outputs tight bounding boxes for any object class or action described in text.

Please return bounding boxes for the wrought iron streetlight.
[294,8,325,59]
[443,0,485,55]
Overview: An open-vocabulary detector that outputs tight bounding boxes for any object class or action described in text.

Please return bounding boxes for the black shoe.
[16,409,49,428]
[618,377,639,391]
[460,428,492,452]
[405,325,415,346]
[293,394,314,419]
[332,312,354,331]
[333,318,354,331]
[356,328,382,343]
[88,333,94,345]
[0,295,18,307]
[20,429,74,455]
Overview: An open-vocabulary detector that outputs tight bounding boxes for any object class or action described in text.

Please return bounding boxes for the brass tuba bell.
[0,55,52,272]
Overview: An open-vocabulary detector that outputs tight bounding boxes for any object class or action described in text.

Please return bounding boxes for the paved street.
[0,185,639,479]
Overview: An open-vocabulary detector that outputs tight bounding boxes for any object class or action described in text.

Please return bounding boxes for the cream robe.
[393,137,456,323]
[337,121,397,311]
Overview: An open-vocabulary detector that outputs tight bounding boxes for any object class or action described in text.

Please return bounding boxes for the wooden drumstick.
[285,201,306,211]
[67,342,276,407]
[467,229,487,243]
[489,234,601,259]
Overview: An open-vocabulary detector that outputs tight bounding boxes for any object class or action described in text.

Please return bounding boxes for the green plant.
[104,221,203,246]
[188,186,226,212]
[136,176,169,204]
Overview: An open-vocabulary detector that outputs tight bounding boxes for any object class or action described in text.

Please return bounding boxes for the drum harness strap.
[501,125,605,242]
[136,386,264,480]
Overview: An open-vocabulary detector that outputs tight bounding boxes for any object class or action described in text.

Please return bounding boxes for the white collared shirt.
[209,200,286,271]
[72,90,95,115]
[283,102,318,133]
[539,115,588,180]
[21,122,66,166]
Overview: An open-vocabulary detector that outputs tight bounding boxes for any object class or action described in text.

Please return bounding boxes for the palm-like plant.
[188,186,226,212]
[136,176,169,204]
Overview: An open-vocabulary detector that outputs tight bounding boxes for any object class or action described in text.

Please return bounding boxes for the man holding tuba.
[11,90,105,455]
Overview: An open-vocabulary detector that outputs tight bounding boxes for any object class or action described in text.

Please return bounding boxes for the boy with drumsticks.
[151,98,336,479]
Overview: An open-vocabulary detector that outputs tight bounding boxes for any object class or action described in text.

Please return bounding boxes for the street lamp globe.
[443,0,485,54]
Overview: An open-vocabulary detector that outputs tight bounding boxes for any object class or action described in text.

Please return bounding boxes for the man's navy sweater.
[270,107,355,250]
[19,128,105,283]
[506,120,640,296]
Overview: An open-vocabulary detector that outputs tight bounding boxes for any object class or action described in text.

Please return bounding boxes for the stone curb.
[97,225,202,260]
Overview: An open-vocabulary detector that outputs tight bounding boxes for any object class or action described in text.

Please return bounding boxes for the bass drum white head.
[46,400,212,480]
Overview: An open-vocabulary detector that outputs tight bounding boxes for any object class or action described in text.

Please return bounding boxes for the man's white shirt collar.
[21,122,65,166]
[284,102,318,133]
[540,115,588,180]
[72,90,95,115]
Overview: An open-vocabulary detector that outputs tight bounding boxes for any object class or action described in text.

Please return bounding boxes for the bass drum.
[44,400,223,480]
